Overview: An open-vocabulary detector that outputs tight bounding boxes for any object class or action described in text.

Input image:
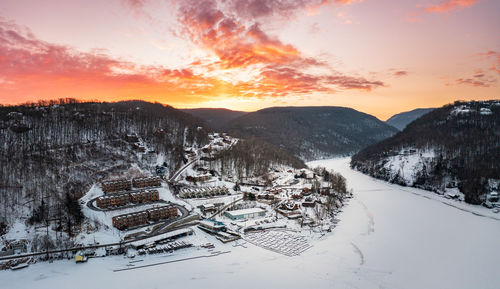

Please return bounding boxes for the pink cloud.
[449,51,500,87]
[476,51,500,76]
[393,70,409,77]
[227,0,354,20]
[123,0,147,8]
[456,78,490,87]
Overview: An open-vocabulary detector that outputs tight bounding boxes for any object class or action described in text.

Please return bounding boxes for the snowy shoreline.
[311,158,500,222]
[2,157,499,289]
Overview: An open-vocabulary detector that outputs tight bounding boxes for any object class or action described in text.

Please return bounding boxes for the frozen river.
[2,158,500,289]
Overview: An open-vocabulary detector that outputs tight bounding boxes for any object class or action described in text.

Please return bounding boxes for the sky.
[0,0,499,120]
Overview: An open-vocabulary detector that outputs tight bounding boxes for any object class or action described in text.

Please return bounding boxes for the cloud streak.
[393,70,409,77]
[422,0,481,14]
[476,51,500,76]
[225,0,354,20]
[456,77,491,87]
[407,0,481,22]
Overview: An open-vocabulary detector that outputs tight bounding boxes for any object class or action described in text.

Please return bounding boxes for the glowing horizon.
[0,0,499,120]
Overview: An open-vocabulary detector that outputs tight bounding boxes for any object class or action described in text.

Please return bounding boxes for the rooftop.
[199,219,225,228]
[226,208,266,216]
[128,228,193,248]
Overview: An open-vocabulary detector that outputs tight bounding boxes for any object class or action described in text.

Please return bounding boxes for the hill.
[351,100,500,204]
[0,99,306,237]
[180,108,247,130]
[225,106,398,161]
[386,108,435,130]
[0,100,210,230]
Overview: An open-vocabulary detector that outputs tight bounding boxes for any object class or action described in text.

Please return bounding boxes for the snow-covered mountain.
[0,100,209,230]
[351,100,500,204]
[385,108,435,130]
[0,100,305,239]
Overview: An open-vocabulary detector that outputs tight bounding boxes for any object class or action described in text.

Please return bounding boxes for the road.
[0,206,193,262]
[169,137,239,183]
[1,189,193,261]
[208,197,243,219]
[1,139,225,262]
[169,157,199,182]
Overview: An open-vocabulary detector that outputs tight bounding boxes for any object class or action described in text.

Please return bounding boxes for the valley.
[1,1,498,287]
[2,158,499,289]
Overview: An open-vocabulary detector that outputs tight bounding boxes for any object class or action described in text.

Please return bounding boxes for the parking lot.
[243,230,312,257]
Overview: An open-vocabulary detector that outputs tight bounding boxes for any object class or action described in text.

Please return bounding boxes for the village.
[1,132,350,270]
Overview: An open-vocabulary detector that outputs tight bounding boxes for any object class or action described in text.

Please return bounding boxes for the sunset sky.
[0,0,499,120]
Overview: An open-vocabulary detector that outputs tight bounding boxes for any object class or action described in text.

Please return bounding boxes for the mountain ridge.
[224,106,398,161]
[0,100,303,234]
[386,108,435,130]
[351,100,500,204]
[180,108,247,130]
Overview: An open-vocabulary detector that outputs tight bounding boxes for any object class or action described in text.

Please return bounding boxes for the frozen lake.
[2,158,499,289]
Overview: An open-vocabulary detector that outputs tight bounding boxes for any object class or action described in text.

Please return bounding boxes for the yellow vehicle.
[75,254,88,263]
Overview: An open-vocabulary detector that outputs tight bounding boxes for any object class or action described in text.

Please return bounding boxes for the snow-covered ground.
[382,148,435,185]
[2,158,500,289]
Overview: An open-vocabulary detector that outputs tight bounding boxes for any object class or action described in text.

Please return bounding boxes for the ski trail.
[355,196,375,235]
[351,242,365,266]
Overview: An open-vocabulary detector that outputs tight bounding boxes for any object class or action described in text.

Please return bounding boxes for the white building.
[225,208,266,220]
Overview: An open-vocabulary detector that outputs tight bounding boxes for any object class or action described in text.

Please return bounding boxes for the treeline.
[352,100,500,204]
[0,99,208,235]
[205,137,305,179]
[312,167,348,195]
[1,97,96,108]
[309,167,350,220]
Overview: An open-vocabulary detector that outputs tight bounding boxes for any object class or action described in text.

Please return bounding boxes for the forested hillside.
[181,108,247,130]
[351,100,500,204]
[225,106,398,161]
[0,99,308,238]
[206,137,305,179]
[0,99,208,233]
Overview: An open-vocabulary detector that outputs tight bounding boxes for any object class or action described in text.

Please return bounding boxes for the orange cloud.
[422,0,480,14]
[407,0,481,21]
[177,1,305,69]
[175,0,382,93]
[2,0,383,106]
[0,18,383,106]
[0,19,221,104]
